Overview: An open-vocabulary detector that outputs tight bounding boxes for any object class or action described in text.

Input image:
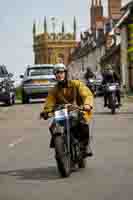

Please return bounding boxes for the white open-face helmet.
[53,63,67,75]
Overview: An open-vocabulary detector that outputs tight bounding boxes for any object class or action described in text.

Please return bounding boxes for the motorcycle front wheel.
[54,136,71,178]
[109,94,116,114]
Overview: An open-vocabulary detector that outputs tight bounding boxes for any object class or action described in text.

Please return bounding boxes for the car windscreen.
[27,67,54,76]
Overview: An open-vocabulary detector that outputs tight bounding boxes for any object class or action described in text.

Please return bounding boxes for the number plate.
[55,109,68,121]
[33,80,48,84]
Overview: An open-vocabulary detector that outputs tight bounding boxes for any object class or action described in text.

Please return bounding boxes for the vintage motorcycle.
[104,83,120,114]
[41,104,87,178]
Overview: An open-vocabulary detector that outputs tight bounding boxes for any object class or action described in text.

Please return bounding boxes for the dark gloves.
[40,112,48,120]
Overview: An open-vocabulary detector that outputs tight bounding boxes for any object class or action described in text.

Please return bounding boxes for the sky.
[0,0,130,82]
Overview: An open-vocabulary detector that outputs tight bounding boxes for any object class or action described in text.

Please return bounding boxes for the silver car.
[20,64,56,104]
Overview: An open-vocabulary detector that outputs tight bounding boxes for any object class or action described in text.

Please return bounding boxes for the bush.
[15,87,22,100]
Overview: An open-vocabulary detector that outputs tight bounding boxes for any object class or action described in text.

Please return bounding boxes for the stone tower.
[90,0,104,37]
[108,0,121,21]
[33,18,78,65]
[90,0,103,31]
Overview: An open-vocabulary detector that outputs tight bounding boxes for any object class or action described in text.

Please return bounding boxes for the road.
[0,98,133,200]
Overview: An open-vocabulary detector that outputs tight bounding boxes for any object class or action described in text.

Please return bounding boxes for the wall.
[68,45,105,80]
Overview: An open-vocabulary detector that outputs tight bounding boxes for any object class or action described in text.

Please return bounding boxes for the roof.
[121,0,133,11]
[27,64,54,68]
[109,9,130,35]
[71,36,105,60]
[108,1,133,35]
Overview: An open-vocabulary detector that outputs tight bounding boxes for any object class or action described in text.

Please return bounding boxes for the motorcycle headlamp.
[89,79,94,83]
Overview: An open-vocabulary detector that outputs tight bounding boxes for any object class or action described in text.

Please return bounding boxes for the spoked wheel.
[72,141,86,169]
[54,136,71,178]
[5,92,15,106]
[109,94,116,114]
[22,94,29,104]
[78,144,87,169]
[111,107,116,114]
[22,90,29,104]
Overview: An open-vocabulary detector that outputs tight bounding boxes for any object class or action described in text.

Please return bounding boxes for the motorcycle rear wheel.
[111,107,116,114]
[109,94,116,114]
[54,136,71,178]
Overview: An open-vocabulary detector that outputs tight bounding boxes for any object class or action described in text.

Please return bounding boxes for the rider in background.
[41,63,94,157]
[84,67,96,95]
[102,65,121,107]
[84,66,95,81]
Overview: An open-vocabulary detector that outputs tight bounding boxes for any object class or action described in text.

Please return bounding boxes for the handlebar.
[103,82,120,86]
[40,104,87,120]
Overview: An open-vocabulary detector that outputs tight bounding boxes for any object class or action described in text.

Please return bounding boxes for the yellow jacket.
[43,80,94,123]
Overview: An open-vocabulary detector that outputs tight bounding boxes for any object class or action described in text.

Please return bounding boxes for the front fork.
[65,117,71,155]
[50,119,71,155]
[108,92,116,107]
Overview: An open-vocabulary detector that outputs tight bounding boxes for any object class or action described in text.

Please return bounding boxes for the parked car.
[0,65,15,105]
[20,64,56,104]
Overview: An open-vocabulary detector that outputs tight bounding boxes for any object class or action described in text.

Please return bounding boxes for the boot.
[104,103,107,107]
[49,137,55,148]
[70,161,77,172]
[81,144,93,158]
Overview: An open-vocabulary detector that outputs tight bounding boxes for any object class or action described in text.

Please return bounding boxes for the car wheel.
[5,92,14,106]
[12,95,15,104]
[22,92,29,104]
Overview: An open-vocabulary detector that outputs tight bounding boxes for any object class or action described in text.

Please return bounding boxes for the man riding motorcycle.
[84,67,95,80]
[41,63,94,157]
[84,67,96,95]
[102,65,121,107]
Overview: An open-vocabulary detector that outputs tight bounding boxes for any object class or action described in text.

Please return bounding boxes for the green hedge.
[15,87,22,100]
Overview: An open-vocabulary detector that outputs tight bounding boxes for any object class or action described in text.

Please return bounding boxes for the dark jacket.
[102,72,120,85]
[84,69,95,80]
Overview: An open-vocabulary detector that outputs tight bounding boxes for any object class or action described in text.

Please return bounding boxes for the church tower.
[90,0,104,37]
[108,0,122,22]
[33,18,78,65]
[73,16,77,40]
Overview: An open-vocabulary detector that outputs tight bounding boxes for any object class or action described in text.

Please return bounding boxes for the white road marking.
[8,137,24,148]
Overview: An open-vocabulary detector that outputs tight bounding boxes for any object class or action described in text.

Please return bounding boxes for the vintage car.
[20,64,56,104]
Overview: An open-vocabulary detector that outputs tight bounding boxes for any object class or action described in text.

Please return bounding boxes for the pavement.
[127,95,133,101]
